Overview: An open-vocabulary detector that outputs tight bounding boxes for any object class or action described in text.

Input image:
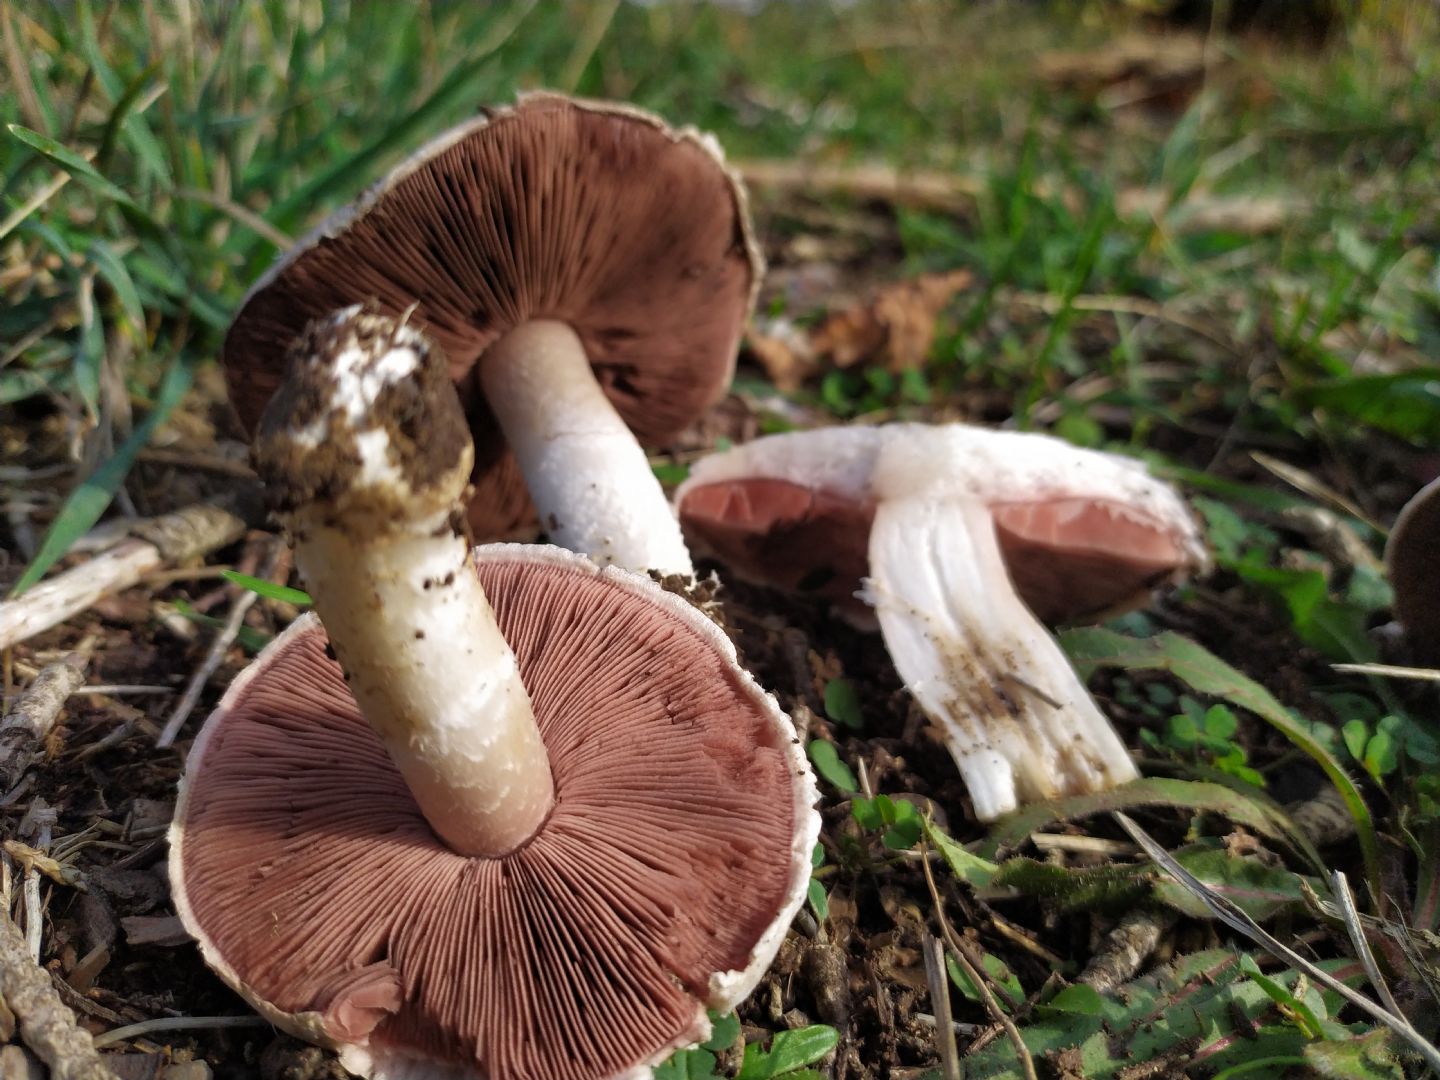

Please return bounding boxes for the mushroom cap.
[223,92,764,541]
[674,423,1209,624]
[1385,475,1440,663]
[170,545,817,1080]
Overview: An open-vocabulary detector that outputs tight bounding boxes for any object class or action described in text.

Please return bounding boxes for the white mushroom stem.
[255,307,554,857]
[480,319,694,575]
[865,496,1139,821]
[291,520,552,857]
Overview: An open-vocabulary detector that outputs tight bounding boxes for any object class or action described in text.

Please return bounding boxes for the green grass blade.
[1062,627,1383,909]
[97,59,168,178]
[984,775,1323,873]
[9,357,194,597]
[86,238,146,330]
[237,44,515,253]
[0,365,68,405]
[7,123,134,207]
[220,570,311,607]
[7,123,175,251]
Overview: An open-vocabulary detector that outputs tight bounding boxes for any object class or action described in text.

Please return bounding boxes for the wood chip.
[120,916,192,948]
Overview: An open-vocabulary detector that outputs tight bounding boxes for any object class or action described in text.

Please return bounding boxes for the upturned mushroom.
[223,92,762,575]
[171,307,817,1079]
[674,423,1208,820]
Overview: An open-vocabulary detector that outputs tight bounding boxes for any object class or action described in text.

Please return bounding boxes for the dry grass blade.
[156,540,286,748]
[1330,870,1403,1018]
[91,1014,269,1050]
[1250,451,1385,535]
[1331,663,1440,682]
[923,933,961,1080]
[1114,812,1440,1073]
[168,186,293,251]
[919,836,1037,1080]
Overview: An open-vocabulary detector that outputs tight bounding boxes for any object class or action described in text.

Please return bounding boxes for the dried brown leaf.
[811,269,974,373]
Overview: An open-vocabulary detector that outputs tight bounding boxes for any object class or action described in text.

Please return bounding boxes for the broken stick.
[736,158,1300,236]
[0,503,247,652]
[0,655,87,796]
[0,906,116,1080]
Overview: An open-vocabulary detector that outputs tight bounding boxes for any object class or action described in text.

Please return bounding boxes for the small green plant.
[851,794,922,850]
[654,1012,740,1080]
[652,460,690,486]
[1141,696,1265,787]
[735,1026,838,1080]
[948,950,1023,1012]
[807,842,829,923]
[821,678,864,731]
[805,740,857,793]
[1340,713,1440,783]
[655,1014,838,1080]
[167,599,270,654]
[816,365,933,419]
[964,949,1381,1080]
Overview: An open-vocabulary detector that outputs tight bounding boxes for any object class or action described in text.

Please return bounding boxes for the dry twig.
[919,838,1037,1080]
[922,933,961,1080]
[0,905,115,1079]
[157,539,288,747]
[0,654,87,795]
[0,504,247,651]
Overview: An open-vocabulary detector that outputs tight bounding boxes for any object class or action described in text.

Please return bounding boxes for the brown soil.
[0,198,1422,1080]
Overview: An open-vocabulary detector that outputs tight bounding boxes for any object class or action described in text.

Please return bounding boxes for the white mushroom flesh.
[865,495,1138,820]
[481,319,695,575]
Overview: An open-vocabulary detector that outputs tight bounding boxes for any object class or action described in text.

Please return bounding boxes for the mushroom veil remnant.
[172,307,818,1079]
[224,92,763,575]
[676,423,1208,820]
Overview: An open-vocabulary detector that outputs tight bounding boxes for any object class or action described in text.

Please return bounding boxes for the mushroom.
[1385,475,1440,663]
[223,92,763,574]
[674,423,1208,820]
[171,307,817,1079]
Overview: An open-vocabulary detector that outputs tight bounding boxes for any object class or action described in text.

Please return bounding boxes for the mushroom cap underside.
[224,92,762,541]
[170,546,815,1080]
[677,475,1195,624]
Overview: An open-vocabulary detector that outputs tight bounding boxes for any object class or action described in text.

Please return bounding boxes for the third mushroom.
[675,423,1209,820]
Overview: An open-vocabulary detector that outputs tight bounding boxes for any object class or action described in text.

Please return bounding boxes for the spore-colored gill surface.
[177,553,799,1079]
[224,96,755,543]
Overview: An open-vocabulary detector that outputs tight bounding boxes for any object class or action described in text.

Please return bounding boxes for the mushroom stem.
[254,307,554,858]
[290,524,553,857]
[865,496,1139,821]
[480,319,695,575]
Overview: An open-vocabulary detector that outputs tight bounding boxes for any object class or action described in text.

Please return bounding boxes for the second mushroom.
[675,423,1208,820]
[223,93,763,576]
